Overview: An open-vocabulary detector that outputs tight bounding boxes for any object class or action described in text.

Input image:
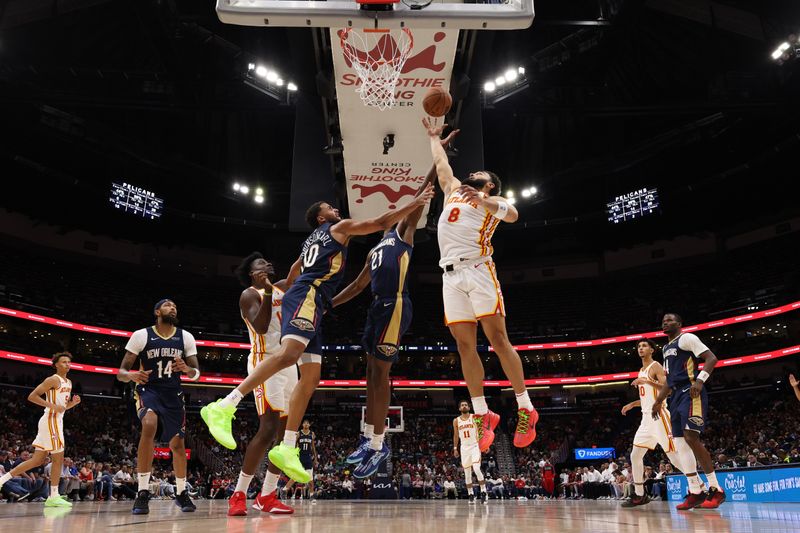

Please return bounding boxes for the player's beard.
[161,314,179,326]
[461,176,488,190]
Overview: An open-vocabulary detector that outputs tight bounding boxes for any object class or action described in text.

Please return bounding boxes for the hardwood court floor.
[1,498,799,533]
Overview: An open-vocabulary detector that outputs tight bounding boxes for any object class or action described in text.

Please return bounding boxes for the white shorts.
[460,444,481,469]
[32,412,65,453]
[633,408,675,452]
[248,351,299,416]
[442,259,505,326]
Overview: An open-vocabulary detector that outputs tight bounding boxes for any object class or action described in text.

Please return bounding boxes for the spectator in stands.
[342,475,354,499]
[489,474,504,499]
[112,464,137,500]
[78,460,95,500]
[443,477,457,499]
[400,471,412,500]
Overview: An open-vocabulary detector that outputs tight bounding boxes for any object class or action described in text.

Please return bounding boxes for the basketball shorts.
[32,412,65,453]
[300,455,314,472]
[280,283,325,365]
[362,295,412,362]
[633,407,676,452]
[441,259,505,326]
[668,385,708,437]
[248,351,299,416]
[460,443,481,469]
[135,385,186,442]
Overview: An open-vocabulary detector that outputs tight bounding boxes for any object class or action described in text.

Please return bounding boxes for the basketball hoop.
[339,27,414,110]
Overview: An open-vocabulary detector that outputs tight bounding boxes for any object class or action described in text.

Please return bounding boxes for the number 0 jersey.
[437,190,503,268]
[124,326,198,390]
[293,222,348,303]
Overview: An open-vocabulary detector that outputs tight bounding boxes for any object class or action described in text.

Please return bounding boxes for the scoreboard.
[109,182,163,220]
[607,187,659,223]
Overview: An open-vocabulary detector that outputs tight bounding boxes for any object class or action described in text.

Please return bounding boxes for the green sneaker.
[268,443,311,483]
[200,399,237,450]
[45,495,73,508]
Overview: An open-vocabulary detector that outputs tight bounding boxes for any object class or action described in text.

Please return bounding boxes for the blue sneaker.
[353,444,390,479]
[346,436,371,465]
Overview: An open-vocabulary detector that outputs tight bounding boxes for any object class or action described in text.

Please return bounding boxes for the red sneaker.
[699,487,726,509]
[513,407,539,448]
[474,411,500,452]
[227,491,247,516]
[253,491,295,514]
[676,491,707,510]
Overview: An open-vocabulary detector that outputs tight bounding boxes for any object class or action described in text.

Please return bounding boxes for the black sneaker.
[621,493,651,508]
[175,490,196,512]
[480,491,488,505]
[132,490,150,514]
[469,494,476,504]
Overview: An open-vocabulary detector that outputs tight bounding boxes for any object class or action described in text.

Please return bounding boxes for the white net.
[339,28,414,111]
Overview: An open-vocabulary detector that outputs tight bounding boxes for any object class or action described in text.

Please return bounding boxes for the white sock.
[50,485,59,498]
[370,432,385,451]
[219,389,244,409]
[0,472,11,488]
[176,478,186,494]
[706,471,720,490]
[471,396,489,415]
[364,424,374,439]
[631,446,646,496]
[480,484,487,493]
[687,474,702,495]
[515,390,534,410]
[262,472,280,496]
[235,472,253,494]
[283,430,298,448]
[138,472,151,492]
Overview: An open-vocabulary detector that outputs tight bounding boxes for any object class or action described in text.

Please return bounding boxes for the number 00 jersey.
[124,326,198,390]
[293,222,348,303]
[437,190,503,268]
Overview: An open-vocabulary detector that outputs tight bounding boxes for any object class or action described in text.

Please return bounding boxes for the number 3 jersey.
[437,190,502,268]
[124,326,198,390]
[293,222,348,303]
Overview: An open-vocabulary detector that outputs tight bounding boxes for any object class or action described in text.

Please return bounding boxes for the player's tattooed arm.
[27,375,63,412]
[452,418,460,457]
[332,261,371,308]
[117,351,150,384]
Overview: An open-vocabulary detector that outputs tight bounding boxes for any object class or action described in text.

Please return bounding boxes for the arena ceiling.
[0,0,798,258]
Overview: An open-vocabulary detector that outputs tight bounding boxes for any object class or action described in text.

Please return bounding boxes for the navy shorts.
[668,384,708,437]
[280,283,325,357]
[135,385,186,442]
[362,295,412,363]
[300,455,314,471]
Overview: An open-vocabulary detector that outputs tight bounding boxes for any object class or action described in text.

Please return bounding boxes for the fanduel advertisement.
[330,28,459,226]
[667,466,800,503]
[573,448,616,460]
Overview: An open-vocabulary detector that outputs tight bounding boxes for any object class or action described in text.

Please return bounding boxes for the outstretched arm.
[423,118,460,197]
[332,260,372,308]
[330,184,434,241]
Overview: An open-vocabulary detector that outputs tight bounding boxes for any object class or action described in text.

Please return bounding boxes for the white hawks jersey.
[638,361,660,416]
[242,286,285,355]
[457,414,478,448]
[437,190,502,268]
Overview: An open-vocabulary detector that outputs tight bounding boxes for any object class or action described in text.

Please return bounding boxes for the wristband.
[188,367,201,382]
[697,370,710,383]
[495,201,510,221]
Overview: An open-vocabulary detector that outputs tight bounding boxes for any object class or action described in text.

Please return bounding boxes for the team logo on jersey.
[688,416,705,427]
[377,344,398,357]
[290,319,316,332]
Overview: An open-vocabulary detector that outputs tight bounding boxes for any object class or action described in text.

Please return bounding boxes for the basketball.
[423,87,452,117]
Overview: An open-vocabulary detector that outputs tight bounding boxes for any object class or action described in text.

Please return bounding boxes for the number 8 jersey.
[124,326,198,390]
[437,190,501,267]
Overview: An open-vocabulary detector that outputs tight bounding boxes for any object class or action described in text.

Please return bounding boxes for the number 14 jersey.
[124,326,198,390]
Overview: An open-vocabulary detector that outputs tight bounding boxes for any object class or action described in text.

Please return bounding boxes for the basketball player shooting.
[454,400,488,504]
[200,187,435,485]
[423,117,538,451]
[118,299,200,515]
[620,339,682,508]
[0,352,80,509]
[332,131,458,479]
[653,313,725,510]
[228,253,301,516]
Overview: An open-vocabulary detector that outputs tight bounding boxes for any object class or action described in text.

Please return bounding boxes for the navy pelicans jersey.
[663,332,710,388]
[294,222,348,302]
[369,228,412,298]
[125,326,196,390]
[298,430,314,461]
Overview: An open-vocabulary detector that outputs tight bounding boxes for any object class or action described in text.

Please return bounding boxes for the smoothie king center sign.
[330,28,459,226]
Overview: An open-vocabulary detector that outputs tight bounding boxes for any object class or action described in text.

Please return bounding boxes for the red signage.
[153,448,191,460]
